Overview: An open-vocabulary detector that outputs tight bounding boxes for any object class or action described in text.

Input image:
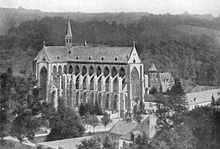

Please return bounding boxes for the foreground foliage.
[0,70,51,143]
[77,137,101,149]
[46,99,85,141]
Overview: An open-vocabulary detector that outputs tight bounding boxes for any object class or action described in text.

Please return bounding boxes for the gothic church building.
[34,18,146,117]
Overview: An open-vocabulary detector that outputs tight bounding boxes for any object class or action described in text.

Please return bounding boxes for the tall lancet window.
[131,67,140,101]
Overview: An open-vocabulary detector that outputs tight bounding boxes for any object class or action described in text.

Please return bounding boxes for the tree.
[77,137,101,149]
[150,125,197,149]
[83,112,91,129]
[134,132,150,149]
[121,141,132,149]
[0,69,14,141]
[132,105,143,123]
[88,115,99,133]
[124,110,132,122]
[101,112,112,131]
[94,100,103,115]
[46,98,85,141]
[184,106,218,149]
[79,103,87,117]
[10,73,48,143]
[139,101,145,114]
[155,78,187,130]
[103,136,116,149]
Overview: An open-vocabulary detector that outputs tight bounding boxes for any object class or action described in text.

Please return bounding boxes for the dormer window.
[101,57,104,61]
[69,51,71,54]
[115,57,118,61]
[57,56,60,60]
[89,57,91,60]
[76,57,79,60]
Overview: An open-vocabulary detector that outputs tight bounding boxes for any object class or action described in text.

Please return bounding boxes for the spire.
[66,15,72,37]
[65,14,72,47]
[149,62,158,72]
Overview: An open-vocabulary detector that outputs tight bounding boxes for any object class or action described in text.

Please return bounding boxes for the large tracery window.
[131,67,140,101]
[40,67,47,98]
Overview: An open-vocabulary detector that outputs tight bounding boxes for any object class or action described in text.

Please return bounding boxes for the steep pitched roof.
[127,45,141,63]
[149,62,158,72]
[35,44,134,63]
[35,45,52,62]
[68,46,133,63]
[119,116,150,141]
[44,46,69,62]
[109,120,138,136]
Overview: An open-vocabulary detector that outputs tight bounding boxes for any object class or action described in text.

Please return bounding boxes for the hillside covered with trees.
[1,13,220,87]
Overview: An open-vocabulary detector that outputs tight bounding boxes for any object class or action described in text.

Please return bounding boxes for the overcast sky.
[0,0,220,16]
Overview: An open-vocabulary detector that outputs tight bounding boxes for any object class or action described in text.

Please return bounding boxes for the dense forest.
[1,13,220,88]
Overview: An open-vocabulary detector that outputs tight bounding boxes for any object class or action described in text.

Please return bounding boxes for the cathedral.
[33,18,173,117]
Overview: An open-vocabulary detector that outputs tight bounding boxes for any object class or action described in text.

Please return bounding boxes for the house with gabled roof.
[107,115,157,149]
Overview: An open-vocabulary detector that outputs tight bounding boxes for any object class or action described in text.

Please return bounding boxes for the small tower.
[65,16,72,47]
[149,62,158,73]
[148,62,159,91]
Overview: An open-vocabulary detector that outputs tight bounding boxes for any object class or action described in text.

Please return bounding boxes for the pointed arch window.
[131,67,140,101]
[64,65,67,74]
[111,66,117,78]
[68,65,73,74]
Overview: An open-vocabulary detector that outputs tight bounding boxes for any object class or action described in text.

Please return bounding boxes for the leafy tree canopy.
[46,98,85,141]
